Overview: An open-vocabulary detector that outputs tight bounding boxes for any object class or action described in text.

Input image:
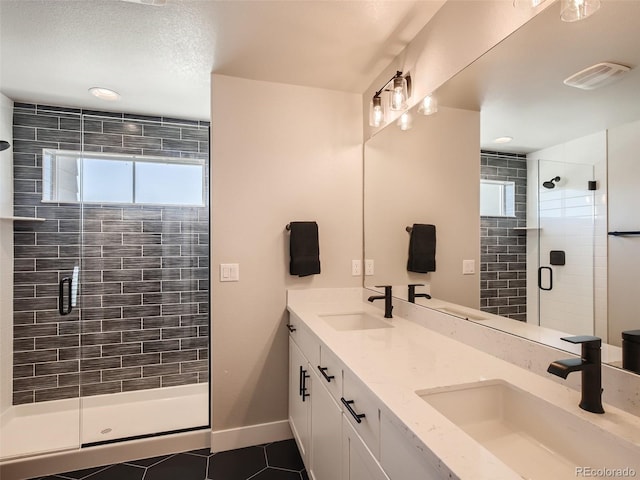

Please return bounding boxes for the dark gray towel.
[407,223,436,273]
[289,221,321,277]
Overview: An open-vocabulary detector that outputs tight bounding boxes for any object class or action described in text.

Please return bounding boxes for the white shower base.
[0,383,208,462]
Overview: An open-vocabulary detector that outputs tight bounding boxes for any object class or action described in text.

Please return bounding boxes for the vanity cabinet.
[288,313,433,480]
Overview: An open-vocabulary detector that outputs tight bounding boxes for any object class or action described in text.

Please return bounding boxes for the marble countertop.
[287,288,640,480]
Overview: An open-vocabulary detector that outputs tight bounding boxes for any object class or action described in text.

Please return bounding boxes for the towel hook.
[285,224,291,231]
[406,226,413,233]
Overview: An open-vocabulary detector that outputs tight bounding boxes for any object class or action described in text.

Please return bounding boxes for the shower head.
[542,176,561,189]
[0,140,10,152]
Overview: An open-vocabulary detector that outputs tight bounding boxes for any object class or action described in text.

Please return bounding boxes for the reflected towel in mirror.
[407,223,436,273]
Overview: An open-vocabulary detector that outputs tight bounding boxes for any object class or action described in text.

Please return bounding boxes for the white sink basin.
[417,380,640,480]
[319,312,393,331]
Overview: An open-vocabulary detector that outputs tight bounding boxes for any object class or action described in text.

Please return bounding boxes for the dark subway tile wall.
[480,151,527,322]
[12,103,210,405]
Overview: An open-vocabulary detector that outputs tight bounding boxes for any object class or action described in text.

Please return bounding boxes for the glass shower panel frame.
[78,114,210,446]
[537,159,596,335]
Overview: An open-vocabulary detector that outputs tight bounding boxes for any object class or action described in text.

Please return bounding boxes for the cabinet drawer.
[317,345,343,401]
[288,312,320,366]
[342,368,380,458]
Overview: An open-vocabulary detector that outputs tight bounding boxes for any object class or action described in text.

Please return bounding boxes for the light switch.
[462,259,475,275]
[220,263,239,282]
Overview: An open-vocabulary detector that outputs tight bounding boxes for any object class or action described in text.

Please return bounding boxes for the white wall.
[608,119,640,346]
[210,75,362,433]
[364,107,480,308]
[526,131,607,338]
[0,92,14,415]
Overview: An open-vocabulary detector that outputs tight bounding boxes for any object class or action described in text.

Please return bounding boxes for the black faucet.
[547,335,604,414]
[368,285,393,318]
[408,283,431,303]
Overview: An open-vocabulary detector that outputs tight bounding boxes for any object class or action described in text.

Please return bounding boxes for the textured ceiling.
[0,0,445,121]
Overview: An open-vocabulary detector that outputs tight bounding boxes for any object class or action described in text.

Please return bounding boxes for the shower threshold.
[0,383,208,462]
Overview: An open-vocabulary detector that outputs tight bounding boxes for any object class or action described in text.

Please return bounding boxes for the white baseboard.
[211,419,292,453]
[0,429,210,480]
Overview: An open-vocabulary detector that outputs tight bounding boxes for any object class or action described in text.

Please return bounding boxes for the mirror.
[364,1,640,372]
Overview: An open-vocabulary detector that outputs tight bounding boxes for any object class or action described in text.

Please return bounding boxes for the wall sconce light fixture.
[560,0,600,22]
[417,94,438,116]
[368,71,412,127]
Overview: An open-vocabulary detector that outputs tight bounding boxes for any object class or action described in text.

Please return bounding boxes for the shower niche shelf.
[1,216,46,222]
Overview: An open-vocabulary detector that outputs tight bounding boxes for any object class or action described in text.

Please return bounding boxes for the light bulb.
[560,0,600,22]
[397,112,412,131]
[390,77,407,111]
[369,96,384,127]
[417,95,438,116]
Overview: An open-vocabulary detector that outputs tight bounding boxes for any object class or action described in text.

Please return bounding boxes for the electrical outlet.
[351,260,362,276]
[462,259,475,275]
[365,259,374,276]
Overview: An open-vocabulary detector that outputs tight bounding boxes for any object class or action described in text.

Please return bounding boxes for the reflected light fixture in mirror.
[417,94,438,116]
[369,95,385,127]
[397,112,413,131]
[89,87,120,101]
[494,136,513,144]
[560,0,601,22]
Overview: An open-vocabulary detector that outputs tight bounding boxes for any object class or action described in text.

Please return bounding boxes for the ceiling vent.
[563,62,631,90]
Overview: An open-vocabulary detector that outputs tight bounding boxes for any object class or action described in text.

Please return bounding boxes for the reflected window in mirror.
[480,180,515,217]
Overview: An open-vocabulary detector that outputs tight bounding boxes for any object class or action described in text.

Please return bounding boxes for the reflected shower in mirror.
[363,1,640,372]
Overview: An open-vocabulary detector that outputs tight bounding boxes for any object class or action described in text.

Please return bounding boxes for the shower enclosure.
[1,105,210,461]
[531,159,596,336]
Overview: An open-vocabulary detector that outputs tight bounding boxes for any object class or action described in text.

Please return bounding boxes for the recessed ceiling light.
[494,136,513,144]
[89,87,120,101]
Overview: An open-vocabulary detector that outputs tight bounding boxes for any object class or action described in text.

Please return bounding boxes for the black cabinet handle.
[299,365,303,396]
[341,397,365,423]
[317,366,335,382]
[538,266,553,291]
[59,277,73,315]
[287,324,296,332]
[301,369,310,401]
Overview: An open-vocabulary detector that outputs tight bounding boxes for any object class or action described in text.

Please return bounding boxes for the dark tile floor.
[32,439,308,480]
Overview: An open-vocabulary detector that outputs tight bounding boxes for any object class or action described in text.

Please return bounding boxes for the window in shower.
[42,150,205,206]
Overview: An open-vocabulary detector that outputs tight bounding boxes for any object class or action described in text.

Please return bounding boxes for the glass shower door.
[537,159,595,335]
[77,114,210,446]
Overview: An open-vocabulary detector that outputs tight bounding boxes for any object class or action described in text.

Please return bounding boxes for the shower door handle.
[538,266,553,291]
[59,277,73,315]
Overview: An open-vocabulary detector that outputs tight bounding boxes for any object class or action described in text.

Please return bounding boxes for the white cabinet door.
[289,338,311,465]
[309,369,342,480]
[342,416,390,480]
[380,413,441,480]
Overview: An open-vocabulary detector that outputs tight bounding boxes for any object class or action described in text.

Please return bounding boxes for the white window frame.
[42,149,206,207]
